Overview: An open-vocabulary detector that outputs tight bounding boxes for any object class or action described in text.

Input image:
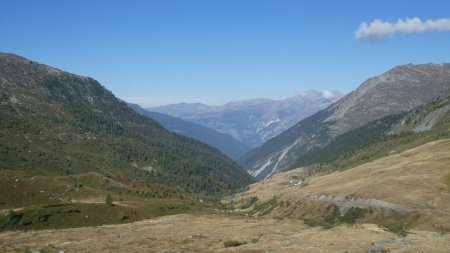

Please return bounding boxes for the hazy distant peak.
[149,89,342,147]
[149,89,342,110]
[223,98,274,108]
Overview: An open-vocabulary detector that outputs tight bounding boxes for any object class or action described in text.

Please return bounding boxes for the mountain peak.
[149,90,342,147]
[0,52,37,63]
[240,62,450,179]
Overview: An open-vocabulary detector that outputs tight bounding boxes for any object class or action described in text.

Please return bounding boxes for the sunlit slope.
[303,139,449,209]
[230,139,450,231]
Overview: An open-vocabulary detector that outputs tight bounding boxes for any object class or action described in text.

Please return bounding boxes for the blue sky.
[2,0,450,107]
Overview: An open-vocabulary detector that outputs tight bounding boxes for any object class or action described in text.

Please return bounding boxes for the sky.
[1,0,450,107]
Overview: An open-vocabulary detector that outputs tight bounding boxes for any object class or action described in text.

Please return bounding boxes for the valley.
[149,90,342,148]
[2,2,450,252]
[1,139,449,252]
[1,54,450,252]
[128,103,251,160]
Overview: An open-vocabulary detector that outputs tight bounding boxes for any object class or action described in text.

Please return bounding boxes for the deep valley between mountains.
[1,53,449,253]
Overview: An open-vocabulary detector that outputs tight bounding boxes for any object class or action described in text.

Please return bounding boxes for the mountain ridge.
[239,63,450,179]
[0,52,254,194]
[149,90,342,147]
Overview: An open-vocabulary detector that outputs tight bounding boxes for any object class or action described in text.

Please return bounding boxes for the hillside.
[0,53,254,194]
[2,139,449,252]
[291,96,450,172]
[149,90,342,147]
[228,139,450,233]
[240,63,450,179]
[128,103,250,160]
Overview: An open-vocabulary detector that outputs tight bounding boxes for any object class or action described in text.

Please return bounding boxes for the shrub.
[338,207,368,224]
[7,210,23,225]
[302,218,321,227]
[385,225,408,237]
[239,196,258,209]
[253,196,278,215]
[224,240,247,248]
[105,193,113,206]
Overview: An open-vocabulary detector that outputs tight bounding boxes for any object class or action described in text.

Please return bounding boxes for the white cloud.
[321,90,335,99]
[355,17,450,42]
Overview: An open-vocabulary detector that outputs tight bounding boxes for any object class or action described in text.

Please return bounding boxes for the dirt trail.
[368,237,412,253]
[70,199,137,208]
[299,192,414,213]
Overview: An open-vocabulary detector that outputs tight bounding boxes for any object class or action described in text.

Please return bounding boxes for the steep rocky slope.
[240,63,450,179]
[290,95,450,171]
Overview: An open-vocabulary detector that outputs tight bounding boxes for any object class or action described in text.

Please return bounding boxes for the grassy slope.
[228,139,450,232]
[0,170,217,231]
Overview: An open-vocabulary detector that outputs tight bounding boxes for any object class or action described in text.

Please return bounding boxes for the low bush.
[224,240,247,248]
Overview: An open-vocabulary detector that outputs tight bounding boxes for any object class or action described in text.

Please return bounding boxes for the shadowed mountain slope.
[128,103,251,160]
[0,53,254,194]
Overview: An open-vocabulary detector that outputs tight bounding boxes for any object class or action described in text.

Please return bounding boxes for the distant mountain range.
[239,63,450,179]
[148,90,342,148]
[128,103,251,160]
[0,53,254,193]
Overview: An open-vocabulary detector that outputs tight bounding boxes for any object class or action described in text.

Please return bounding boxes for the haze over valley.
[148,90,342,148]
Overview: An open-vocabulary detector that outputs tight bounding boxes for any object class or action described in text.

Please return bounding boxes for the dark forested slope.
[128,103,250,160]
[0,53,254,194]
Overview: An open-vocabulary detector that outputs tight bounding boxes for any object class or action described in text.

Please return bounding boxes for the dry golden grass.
[303,139,450,209]
[1,214,449,253]
[230,139,450,230]
[237,139,450,206]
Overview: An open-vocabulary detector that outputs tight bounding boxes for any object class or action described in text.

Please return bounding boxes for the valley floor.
[1,214,449,253]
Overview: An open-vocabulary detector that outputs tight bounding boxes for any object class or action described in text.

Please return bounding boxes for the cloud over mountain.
[355,17,450,41]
